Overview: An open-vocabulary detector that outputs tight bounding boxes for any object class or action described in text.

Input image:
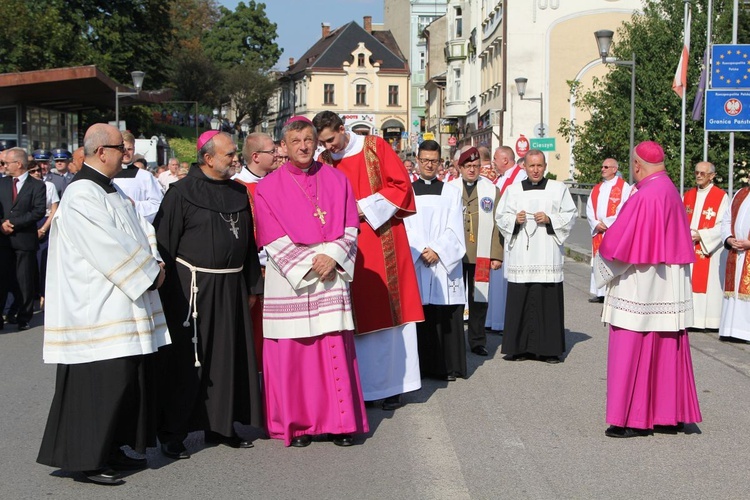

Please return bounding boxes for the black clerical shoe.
[540,356,561,364]
[82,468,123,485]
[18,323,30,331]
[503,354,528,361]
[161,441,190,459]
[5,314,17,324]
[108,449,147,471]
[331,434,354,447]
[604,426,648,438]
[653,423,685,434]
[588,296,604,303]
[381,394,403,411]
[291,435,312,448]
[471,346,489,356]
[205,430,253,449]
[445,374,457,382]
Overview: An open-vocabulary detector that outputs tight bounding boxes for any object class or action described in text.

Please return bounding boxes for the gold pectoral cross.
[314,206,327,225]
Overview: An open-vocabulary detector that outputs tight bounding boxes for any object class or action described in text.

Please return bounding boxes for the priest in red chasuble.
[585,158,632,303]
[682,161,728,330]
[314,111,424,411]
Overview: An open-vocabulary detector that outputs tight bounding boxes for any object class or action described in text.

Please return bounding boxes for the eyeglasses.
[0,160,20,167]
[418,158,440,165]
[29,168,41,174]
[100,144,126,153]
[694,171,714,176]
[256,149,278,156]
[602,165,617,169]
[461,164,479,170]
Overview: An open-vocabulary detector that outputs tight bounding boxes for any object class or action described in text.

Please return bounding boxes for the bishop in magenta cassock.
[254,116,368,448]
[314,111,424,411]
[594,141,702,438]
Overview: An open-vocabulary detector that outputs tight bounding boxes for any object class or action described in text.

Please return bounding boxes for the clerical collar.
[286,161,318,175]
[71,164,117,193]
[246,166,264,180]
[332,131,364,160]
[463,179,476,187]
[420,176,438,184]
[697,183,713,192]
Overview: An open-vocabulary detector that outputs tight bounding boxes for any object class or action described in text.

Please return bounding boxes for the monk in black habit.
[154,131,263,459]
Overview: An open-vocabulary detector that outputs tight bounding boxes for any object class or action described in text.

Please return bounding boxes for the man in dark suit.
[0,147,47,330]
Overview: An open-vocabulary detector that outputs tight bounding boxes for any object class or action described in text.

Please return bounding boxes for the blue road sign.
[705,89,750,131]
[711,44,750,89]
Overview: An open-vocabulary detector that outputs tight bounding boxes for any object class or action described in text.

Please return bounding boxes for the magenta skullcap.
[285,115,313,126]
[634,141,664,164]
[197,130,220,151]
[458,147,480,166]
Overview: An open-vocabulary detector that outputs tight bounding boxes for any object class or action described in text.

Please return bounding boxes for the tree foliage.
[202,1,282,71]
[223,64,278,131]
[559,0,750,188]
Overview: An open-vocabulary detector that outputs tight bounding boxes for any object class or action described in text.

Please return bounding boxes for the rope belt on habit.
[176,257,243,368]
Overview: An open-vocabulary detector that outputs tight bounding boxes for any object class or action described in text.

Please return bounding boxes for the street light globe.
[514,77,528,98]
[594,30,614,60]
[131,71,145,92]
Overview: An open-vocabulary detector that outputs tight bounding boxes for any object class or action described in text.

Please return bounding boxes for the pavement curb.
[564,243,591,263]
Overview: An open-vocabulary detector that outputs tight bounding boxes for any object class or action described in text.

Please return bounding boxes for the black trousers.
[463,263,488,350]
[0,247,36,323]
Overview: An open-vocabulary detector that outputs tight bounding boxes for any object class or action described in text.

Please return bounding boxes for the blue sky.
[219,0,385,69]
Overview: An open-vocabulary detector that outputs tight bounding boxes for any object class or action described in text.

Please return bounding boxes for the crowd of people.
[1,116,743,485]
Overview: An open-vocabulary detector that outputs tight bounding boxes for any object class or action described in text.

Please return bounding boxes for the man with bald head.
[594,141,702,438]
[37,123,169,484]
[69,147,85,175]
[585,158,632,303]
[683,161,728,330]
[155,130,263,459]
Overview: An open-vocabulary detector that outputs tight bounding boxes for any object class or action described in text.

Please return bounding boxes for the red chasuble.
[323,135,424,334]
[725,187,750,299]
[590,177,625,256]
[233,177,263,367]
[683,185,726,293]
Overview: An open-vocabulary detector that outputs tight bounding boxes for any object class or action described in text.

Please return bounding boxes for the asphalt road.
[2,246,750,499]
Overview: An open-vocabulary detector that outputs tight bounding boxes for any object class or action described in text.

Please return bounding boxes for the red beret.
[634,141,664,164]
[458,147,479,166]
[197,130,220,151]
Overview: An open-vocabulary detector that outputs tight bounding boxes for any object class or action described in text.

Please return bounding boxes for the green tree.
[202,1,282,71]
[559,0,750,188]
[223,64,278,131]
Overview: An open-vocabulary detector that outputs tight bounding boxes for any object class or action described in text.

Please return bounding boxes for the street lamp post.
[514,77,545,138]
[210,108,221,131]
[115,71,145,130]
[594,29,636,184]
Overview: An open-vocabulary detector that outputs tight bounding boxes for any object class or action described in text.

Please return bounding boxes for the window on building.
[388,85,399,106]
[358,53,365,67]
[418,88,426,107]
[453,68,461,102]
[356,84,367,105]
[418,15,439,37]
[324,84,335,105]
[419,51,426,71]
[455,8,463,38]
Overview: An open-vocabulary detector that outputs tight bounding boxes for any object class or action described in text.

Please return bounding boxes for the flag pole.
[679,0,691,197]
[729,0,739,198]
[704,0,713,161]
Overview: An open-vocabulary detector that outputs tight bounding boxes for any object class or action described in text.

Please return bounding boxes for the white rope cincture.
[176,257,244,368]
